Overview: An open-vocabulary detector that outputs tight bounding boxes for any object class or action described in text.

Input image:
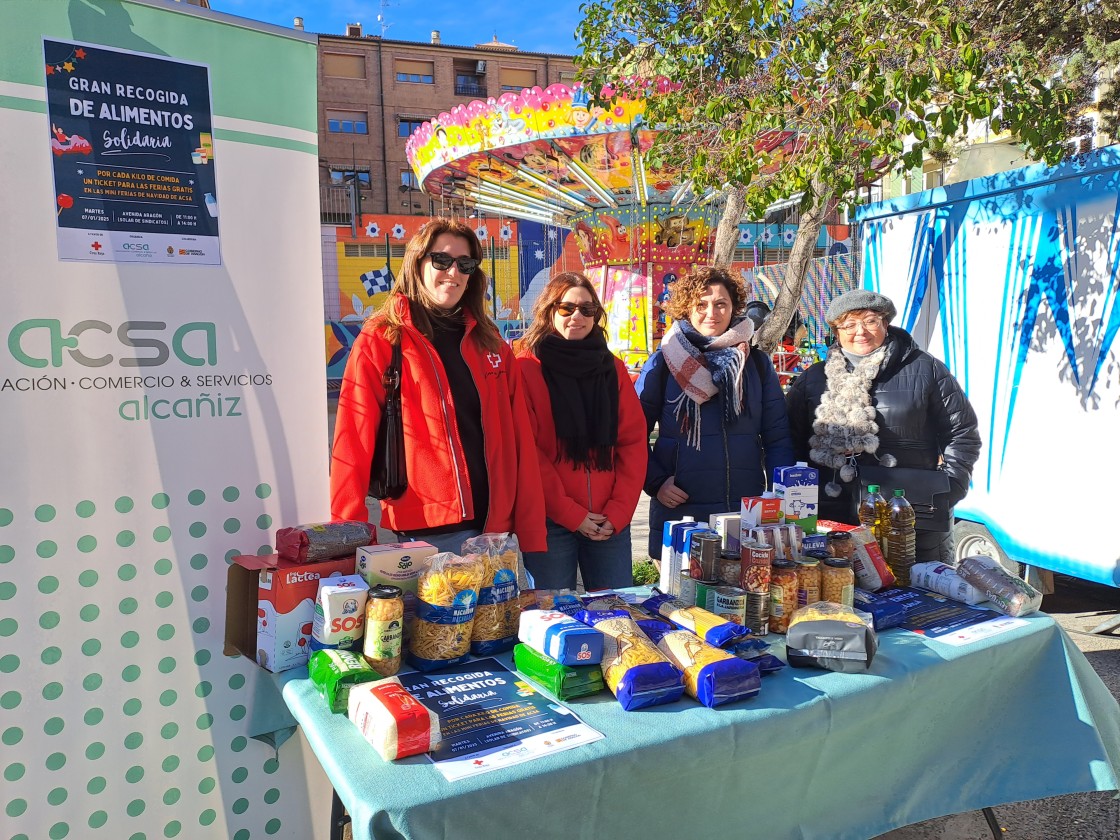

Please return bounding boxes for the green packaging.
[308,648,381,713]
[513,643,605,700]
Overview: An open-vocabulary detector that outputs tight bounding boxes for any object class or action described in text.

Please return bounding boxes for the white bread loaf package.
[347,678,441,761]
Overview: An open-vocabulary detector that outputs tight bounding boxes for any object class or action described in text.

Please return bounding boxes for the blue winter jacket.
[636,346,795,557]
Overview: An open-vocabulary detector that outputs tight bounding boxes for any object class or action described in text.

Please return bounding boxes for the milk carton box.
[356,542,437,639]
[708,512,741,554]
[245,554,356,673]
[740,494,783,529]
[773,462,819,534]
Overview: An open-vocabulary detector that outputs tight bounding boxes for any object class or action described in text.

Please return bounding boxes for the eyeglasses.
[555,302,601,318]
[836,316,884,334]
[426,252,481,274]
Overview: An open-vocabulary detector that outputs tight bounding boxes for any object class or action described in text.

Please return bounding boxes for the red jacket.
[516,351,647,533]
[331,297,547,552]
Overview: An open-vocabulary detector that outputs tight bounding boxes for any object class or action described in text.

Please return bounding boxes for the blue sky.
[216,0,584,55]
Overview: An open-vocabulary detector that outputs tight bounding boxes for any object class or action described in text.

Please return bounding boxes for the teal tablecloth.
[282,614,1120,840]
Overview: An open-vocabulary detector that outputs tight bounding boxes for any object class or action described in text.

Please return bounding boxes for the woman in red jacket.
[516,273,646,589]
[330,219,547,554]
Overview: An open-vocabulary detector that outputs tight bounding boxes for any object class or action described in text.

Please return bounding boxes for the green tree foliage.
[576,0,1075,350]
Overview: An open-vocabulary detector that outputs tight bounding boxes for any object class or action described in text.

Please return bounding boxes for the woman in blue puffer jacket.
[636,265,795,559]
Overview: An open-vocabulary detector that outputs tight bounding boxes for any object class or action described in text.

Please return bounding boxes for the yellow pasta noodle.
[462,535,522,652]
[408,552,485,671]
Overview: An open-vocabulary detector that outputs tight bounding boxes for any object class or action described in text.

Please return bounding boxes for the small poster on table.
[397,658,603,782]
[43,39,221,264]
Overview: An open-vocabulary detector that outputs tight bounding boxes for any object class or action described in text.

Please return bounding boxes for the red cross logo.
[486,352,501,369]
[91,241,102,251]
[472,759,485,766]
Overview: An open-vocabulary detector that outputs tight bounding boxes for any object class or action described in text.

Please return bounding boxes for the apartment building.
[317,23,577,219]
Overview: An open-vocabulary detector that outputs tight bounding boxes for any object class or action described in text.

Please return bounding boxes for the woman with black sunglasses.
[516,273,647,590]
[331,218,547,555]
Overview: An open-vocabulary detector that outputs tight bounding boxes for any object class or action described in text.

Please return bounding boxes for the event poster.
[397,658,603,782]
[43,38,221,264]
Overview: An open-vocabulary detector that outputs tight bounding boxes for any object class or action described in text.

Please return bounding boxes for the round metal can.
[744,590,770,636]
[768,559,800,633]
[709,586,747,625]
[689,532,722,581]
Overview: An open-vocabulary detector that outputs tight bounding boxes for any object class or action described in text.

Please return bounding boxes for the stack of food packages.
[301,531,527,761]
[515,591,782,711]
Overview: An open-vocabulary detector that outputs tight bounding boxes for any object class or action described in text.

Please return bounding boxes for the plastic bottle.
[886,489,917,586]
[858,484,888,547]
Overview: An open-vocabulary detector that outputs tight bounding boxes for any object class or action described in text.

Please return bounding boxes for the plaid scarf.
[660,317,755,449]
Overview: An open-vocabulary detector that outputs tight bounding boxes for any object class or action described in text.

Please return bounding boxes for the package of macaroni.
[461,534,521,655]
[347,677,441,761]
[535,589,584,616]
[642,591,752,648]
[954,555,1042,617]
[308,648,381,714]
[407,552,485,672]
[725,636,785,674]
[275,521,375,564]
[786,602,878,672]
[582,612,683,711]
[645,626,761,708]
[581,595,676,638]
[513,643,606,700]
[517,609,603,665]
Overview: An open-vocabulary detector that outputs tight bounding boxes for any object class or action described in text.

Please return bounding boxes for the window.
[398,119,427,139]
[322,53,366,79]
[500,67,537,92]
[455,74,485,97]
[395,59,434,84]
[345,243,407,258]
[400,170,420,189]
[326,109,368,134]
[329,170,371,187]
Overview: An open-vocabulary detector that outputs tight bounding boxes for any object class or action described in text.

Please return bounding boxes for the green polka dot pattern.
[0,483,310,838]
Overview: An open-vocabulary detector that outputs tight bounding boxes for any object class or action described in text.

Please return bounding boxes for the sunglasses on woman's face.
[426,252,481,274]
[555,302,600,318]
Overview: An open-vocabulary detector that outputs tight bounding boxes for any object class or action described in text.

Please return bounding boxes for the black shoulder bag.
[369,340,407,500]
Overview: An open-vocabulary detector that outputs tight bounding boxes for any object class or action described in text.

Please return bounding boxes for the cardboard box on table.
[224,553,356,673]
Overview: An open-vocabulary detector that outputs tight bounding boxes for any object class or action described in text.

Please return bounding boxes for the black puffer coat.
[785,326,981,526]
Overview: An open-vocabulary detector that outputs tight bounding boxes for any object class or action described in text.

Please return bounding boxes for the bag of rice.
[518,609,603,665]
[407,552,485,672]
[348,678,441,761]
[646,626,761,708]
[462,533,521,655]
[579,611,683,711]
[642,591,751,648]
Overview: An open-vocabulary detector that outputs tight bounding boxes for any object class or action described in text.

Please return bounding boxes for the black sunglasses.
[555,301,601,318]
[426,252,481,274]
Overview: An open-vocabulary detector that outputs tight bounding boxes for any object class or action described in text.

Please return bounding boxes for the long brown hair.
[379,218,502,351]
[521,272,607,353]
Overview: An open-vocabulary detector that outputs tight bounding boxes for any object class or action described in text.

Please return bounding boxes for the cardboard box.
[740,495,783,529]
[708,511,741,554]
[356,542,437,638]
[773,462,819,534]
[224,553,356,673]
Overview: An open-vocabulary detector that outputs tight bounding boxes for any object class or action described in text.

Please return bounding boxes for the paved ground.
[333,401,1120,838]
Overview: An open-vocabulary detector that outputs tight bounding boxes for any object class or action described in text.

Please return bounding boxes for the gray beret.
[825,289,897,324]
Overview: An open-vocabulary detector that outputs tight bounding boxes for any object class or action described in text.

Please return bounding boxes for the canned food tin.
[768,560,800,633]
[679,573,718,609]
[689,533,722,581]
[740,541,774,594]
[707,586,747,625]
[744,590,770,636]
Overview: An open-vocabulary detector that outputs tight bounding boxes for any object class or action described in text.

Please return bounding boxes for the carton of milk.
[773,462,819,534]
[708,512,741,554]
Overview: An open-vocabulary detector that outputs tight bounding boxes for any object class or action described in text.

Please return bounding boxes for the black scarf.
[536,333,619,471]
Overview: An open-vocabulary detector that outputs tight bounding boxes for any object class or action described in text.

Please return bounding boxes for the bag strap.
[382,339,402,396]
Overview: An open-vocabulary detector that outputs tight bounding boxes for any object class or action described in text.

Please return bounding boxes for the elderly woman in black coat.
[785,289,981,562]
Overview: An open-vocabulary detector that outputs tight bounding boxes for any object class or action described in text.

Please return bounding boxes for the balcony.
[455,82,486,97]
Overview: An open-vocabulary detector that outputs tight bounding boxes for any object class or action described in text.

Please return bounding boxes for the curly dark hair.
[662,265,747,322]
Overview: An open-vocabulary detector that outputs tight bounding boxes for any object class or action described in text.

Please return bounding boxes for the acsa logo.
[7,320,217,368]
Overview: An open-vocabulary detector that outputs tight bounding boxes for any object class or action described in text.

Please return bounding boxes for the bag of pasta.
[407,552,485,672]
[645,626,761,708]
[580,611,683,711]
[461,534,521,655]
[580,596,676,639]
[642,591,752,648]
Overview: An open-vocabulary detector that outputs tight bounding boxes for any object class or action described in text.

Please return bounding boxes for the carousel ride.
[405,84,724,366]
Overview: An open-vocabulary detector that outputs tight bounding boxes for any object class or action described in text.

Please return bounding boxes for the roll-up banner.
[1,1,331,837]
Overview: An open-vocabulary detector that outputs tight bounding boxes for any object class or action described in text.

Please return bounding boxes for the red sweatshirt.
[516,351,647,533]
[330,297,547,552]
